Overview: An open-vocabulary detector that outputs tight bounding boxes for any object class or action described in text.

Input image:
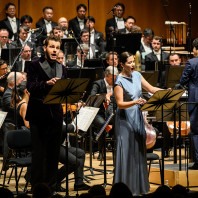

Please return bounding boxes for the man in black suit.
[145,36,169,69]
[68,4,87,39]
[58,17,69,38]
[80,29,100,59]
[119,16,136,34]
[10,26,37,58]
[21,15,37,44]
[13,45,31,72]
[85,16,105,52]
[36,7,58,46]
[90,66,119,159]
[0,29,11,57]
[0,3,20,41]
[26,35,66,193]
[105,3,125,39]
[67,44,89,68]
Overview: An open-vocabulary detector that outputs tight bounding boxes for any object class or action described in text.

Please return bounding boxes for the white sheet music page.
[75,106,99,132]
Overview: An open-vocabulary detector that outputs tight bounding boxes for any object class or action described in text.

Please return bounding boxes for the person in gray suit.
[180,38,198,170]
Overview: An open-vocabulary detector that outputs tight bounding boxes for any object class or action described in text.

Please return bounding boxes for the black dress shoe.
[74,183,91,191]
[56,185,66,192]
[189,163,198,170]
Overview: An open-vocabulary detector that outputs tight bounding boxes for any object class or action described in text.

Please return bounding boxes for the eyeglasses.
[0,36,8,39]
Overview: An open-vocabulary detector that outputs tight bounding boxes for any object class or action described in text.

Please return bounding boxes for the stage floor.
[0,148,198,196]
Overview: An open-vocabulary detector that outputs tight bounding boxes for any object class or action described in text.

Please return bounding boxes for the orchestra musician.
[26,35,66,193]
[0,59,8,102]
[114,52,161,196]
[90,66,119,160]
[180,38,198,170]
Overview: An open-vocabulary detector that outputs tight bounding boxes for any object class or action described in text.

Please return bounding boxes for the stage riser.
[149,167,198,187]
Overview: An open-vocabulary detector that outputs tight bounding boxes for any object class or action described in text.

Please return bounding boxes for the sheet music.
[75,106,99,132]
[0,111,7,129]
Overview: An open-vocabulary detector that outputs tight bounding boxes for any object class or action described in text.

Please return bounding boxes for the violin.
[167,121,190,136]
[142,111,157,149]
[62,104,77,114]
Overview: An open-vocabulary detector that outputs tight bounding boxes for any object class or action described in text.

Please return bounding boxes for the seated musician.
[90,66,119,159]
[169,53,181,66]
[80,29,100,59]
[57,118,91,192]
[0,59,9,106]
[67,44,89,68]
[10,81,30,129]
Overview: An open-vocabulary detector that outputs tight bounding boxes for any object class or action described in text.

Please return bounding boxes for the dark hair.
[0,59,7,67]
[80,29,89,36]
[76,4,87,12]
[5,2,16,10]
[125,16,136,23]
[109,182,133,198]
[119,51,133,65]
[143,28,154,37]
[43,6,53,13]
[88,185,106,197]
[52,26,63,33]
[84,16,95,24]
[115,2,125,11]
[21,15,33,24]
[11,81,27,107]
[44,35,61,47]
[192,38,198,50]
[0,187,13,198]
[169,53,180,58]
[153,36,162,43]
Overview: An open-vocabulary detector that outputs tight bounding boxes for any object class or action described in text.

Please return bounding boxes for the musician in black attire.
[90,66,118,159]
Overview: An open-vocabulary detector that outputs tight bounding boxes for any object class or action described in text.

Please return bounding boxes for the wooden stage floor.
[0,148,198,197]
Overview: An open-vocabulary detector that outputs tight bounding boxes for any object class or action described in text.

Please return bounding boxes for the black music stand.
[95,112,114,187]
[165,65,185,88]
[44,78,89,198]
[110,33,142,54]
[140,89,185,185]
[84,94,106,176]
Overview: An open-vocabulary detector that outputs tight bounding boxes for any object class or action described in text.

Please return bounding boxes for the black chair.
[146,152,162,184]
[2,129,31,194]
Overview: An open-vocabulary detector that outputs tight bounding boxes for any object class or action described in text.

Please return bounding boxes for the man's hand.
[46,77,60,85]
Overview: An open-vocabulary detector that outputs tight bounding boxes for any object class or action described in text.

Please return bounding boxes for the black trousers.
[30,121,62,191]
[57,146,85,186]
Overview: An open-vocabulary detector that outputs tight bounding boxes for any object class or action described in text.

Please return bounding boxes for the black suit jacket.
[0,17,20,40]
[26,57,67,124]
[145,51,169,70]
[68,17,85,39]
[36,19,58,45]
[94,30,104,50]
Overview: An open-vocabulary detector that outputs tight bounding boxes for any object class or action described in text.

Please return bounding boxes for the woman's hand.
[136,97,146,105]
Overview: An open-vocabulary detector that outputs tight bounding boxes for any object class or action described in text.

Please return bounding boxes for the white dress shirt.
[77,17,85,30]
[141,38,152,53]
[90,29,95,45]
[104,78,113,93]
[154,49,161,61]
[115,17,125,30]
[44,19,52,35]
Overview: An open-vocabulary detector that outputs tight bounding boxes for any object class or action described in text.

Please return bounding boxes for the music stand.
[140,89,185,185]
[110,33,142,54]
[165,65,185,88]
[84,94,106,175]
[44,78,89,197]
[1,48,22,66]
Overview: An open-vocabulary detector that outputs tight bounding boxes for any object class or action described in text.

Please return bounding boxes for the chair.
[2,129,31,194]
[146,152,162,184]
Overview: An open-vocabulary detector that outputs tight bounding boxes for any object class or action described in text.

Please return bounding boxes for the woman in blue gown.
[114,52,161,196]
